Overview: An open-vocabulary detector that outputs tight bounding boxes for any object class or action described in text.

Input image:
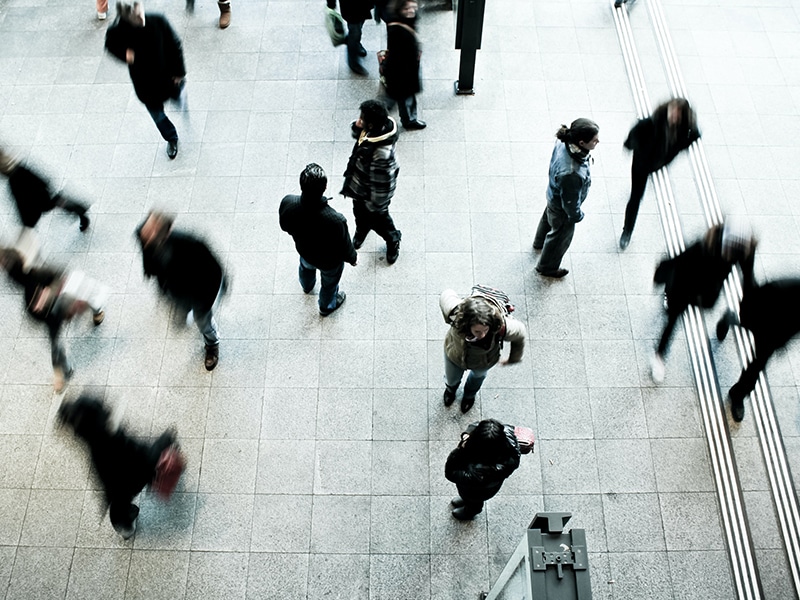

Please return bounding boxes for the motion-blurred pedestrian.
[105,2,187,159]
[280,164,357,316]
[651,220,756,383]
[136,211,225,371]
[327,0,374,75]
[0,148,90,232]
[341,99,402,264]
[445,419,521,520]
[381,0,425,130]
[533,118,599,278]
[58,394,185,539]
[619,98,699,250]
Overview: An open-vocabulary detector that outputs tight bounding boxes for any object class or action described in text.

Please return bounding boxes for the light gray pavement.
[0,0,798,598]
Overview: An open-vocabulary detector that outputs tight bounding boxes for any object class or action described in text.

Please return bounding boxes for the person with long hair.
[381,0,425,130]
[440,289,526,413]
[619,98,700,250]
[533,118,599,278]
[445,419,521,520]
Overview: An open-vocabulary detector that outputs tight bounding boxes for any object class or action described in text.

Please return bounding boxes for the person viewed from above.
[381,0,426,130]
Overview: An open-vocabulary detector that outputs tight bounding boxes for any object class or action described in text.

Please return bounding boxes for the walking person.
[327,0,374,75]
[651,220,756,383]
[0,247,109,392]
[279,164,358,316]
[445,419,521,520]
[381,0,426,130]
[619,98,700,250]
[58,395,185,539]
[341,99,402,264]
[185,0,231,29]
[105,2,187,159]
[440,288,526,413]
[717,278,800,422]
[136,211,226,371]
[0,148,91,232]
[533,119,599,278]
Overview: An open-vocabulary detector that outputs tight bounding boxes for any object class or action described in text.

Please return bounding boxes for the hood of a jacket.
[358,117,399,147]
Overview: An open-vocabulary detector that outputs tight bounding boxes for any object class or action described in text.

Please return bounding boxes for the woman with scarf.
[533,118,600,278]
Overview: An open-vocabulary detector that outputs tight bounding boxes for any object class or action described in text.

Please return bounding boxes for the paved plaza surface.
[1,0,800,598]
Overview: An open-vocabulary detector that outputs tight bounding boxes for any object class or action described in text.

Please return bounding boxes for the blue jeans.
[299,257,344,312]
[145,104,178,142]
[444,353,490,396]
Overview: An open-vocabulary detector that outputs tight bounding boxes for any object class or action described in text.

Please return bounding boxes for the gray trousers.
[533,206,575,272]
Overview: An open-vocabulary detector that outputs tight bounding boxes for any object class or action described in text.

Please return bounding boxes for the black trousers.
[623,157,651,235]
[352,200,401,244]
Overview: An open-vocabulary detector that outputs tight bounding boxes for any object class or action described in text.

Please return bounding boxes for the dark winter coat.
[624,108,700,175]
[338,0,374,23]
[105,14,186,106]
[137,229,224,313]
[445,425,521,501]
[5,165,60,228]
[739,279,800,357]
[341,118,400,212]
[384,20,421,100]
[654,232,754,315]
[279,193,358,270]
[546,141,592,224]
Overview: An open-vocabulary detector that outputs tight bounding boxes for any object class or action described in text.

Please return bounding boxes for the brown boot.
[217,1,231,29]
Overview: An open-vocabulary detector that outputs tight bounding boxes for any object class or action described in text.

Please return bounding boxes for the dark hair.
[462,419,512,456]
[555,118,599,145]
[359,99,389,131]
[299,163,327,198]
[653,97,695,129]
[451,296,503,338]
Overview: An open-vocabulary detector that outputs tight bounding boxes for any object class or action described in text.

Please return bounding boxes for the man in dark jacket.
[105,2,186,159]
[341,99,402,264]
[445,419,521,520]
[136,211,225,370]
[717,278,800,422]
[0,148,90,231]
[280,164,357,316]
[327,0,374,75]
[620,98,700,250]
[382,0,426,129]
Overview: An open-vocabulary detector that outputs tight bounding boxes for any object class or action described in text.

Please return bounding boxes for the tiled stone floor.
[0,0,799,598]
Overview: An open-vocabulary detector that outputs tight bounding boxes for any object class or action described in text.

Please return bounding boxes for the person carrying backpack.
[440,287,526,413]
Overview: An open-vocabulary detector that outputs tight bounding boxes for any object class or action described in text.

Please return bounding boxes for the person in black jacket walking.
[619,98,700,250]
[381,0,425,130]
[280,164,358,316]
[651,220,756,383]
[327,0,374,75]
[341,99,402,264]
[105,2,186,159]
[0,148,90,231]
[445,419,521,520]
[136,211,225,370]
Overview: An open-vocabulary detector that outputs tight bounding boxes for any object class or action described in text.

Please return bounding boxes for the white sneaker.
[651,353,666,384]
[97,11,107,19]
[186,310,194,326]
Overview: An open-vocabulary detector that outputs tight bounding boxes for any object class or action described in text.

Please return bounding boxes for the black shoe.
[452,507,479,520]
[614,0,626,7]
[167,140,179,159]
[386,238,400,264]
[730,395,745,422]
[349,62,368,76]
[450,497,465,508]
[358,45,367,57]
[460,394,475,413]
[619,230,631,250]
[403,120,427,130]
[79,215,90,232]
[353,232,367,250]
[532,242,543,251]
[320,291,346,316]
[204,344,219,371]
[536,267,569,278]
[717,311,734,341]
[443,386,456,407]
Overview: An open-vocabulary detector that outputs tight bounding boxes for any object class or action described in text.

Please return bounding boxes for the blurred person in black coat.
[620,98,700,250]
[136,211,225,371]
[58,394,183,539]
[651,220,756,384]
[327,0,374,75]
[105,2,186,159]
[0,148,90,231]
[717,278,800,422]
[381,0,425,130]
[445,419,521,520]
